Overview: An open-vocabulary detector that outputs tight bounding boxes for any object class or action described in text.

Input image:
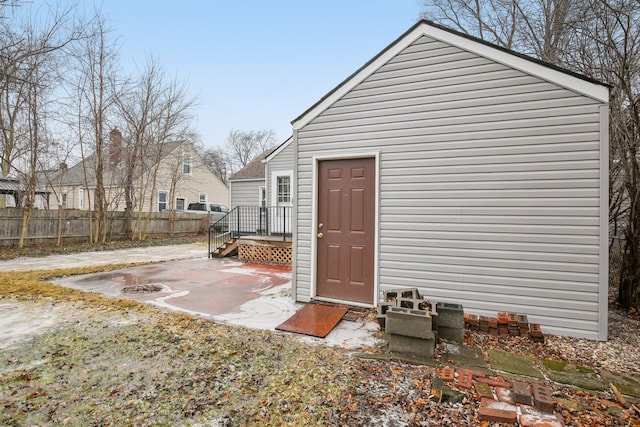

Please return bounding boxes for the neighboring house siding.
[266,141,294,204]
[44,141,228,212]
[230,179,262,207]
[295,35,607,339]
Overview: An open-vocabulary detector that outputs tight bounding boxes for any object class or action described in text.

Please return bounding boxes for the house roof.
[229,148,274,181]
[265,136,292,163]
[292,19,609,130]
[44,140,186,187]
[0,177,20,194]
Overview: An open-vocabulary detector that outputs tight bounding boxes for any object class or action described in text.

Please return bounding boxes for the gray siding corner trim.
[291,133,299,302]
[598,105,609,340]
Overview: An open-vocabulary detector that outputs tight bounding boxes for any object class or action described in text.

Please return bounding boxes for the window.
[79,189,84,209]
[277,176,291,204]
[183,153,192,174]
[61,193,67,209]
[158,190,168,212]
[175,197,185,211]
[258,186,266,207]
[199,193,207,203]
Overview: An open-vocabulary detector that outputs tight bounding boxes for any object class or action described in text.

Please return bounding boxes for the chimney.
[109,128,123,166]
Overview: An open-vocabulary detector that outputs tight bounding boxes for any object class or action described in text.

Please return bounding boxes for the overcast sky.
[81,1,424,149]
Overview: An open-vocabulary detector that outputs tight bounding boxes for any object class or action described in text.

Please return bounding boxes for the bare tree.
[423,0,579,63]
[70,10,118,243]
[0,2,84,179]
[0,2,85,247]
[200,145,228,183]
[115,57,197,240]
[224,129,276,173]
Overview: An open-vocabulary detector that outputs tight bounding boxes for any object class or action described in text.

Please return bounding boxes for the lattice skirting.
[238,240,292,265]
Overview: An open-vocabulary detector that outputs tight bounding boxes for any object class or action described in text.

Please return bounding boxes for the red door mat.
[276,303,349,338]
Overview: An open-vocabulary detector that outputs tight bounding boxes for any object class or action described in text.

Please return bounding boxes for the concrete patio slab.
[49,257,381,349]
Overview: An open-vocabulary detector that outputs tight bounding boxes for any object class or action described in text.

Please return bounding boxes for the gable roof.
[229,148,274,181]
[292,19,609,130]
[45,140,187,187]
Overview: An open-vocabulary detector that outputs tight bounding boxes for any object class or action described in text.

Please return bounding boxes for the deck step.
[212,239,238,258]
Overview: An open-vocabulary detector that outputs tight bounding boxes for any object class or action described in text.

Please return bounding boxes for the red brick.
[508,312,518,326]
[513,381,532,405]
[488,317,498,328]
[520,415,564,427]
[496,387,515,404]
[532,384,555,413]
[479,315,489,326]
[478,407,517,425]
[440,366,455,382]
[467,314,479,326]
[455,369,474,389]
[520,405,564,427]
[476,377,511,388]
[530,323,543,337]
[497,312,509,325]
[474,381,494,400]
[517,314,529,328]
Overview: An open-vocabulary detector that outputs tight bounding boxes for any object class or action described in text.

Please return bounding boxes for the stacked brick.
[377,288,466,358]
[464,311,545,342]
[436,367,564,426]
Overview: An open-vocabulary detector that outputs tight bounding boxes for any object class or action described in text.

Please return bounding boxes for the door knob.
[317,232,324,239]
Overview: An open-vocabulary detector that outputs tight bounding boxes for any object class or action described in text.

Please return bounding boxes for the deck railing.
[208,205,292,257]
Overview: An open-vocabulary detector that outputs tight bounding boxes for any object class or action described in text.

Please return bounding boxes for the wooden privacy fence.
[0,208,208,247]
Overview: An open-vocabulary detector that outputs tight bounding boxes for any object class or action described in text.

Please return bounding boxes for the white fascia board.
[293,22,608,130]
[422,24,610,104]
[264,136,293,163]
[228,178,264,183]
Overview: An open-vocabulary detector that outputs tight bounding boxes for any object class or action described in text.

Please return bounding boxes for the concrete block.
[386,307,433,339]
[376,314,386,330]
[438,325,464,343]
[388,334,435,358]
[436,302,464,329]
[377,302,393,315]
[397,297,430,311]
[430,310,438,331]
[383,288,420,303]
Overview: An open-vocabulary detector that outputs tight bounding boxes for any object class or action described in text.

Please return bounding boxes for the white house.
[290,20,609,340]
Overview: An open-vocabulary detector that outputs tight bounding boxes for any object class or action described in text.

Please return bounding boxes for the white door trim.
[310,152,380,307]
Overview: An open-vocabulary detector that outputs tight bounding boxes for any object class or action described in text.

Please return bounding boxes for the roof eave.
[292,19,609,130]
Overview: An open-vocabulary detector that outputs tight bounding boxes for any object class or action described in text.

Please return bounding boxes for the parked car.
[184,202,229,230]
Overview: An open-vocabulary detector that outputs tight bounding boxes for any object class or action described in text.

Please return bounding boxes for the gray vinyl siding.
[295,35,607,339]
[265,142,294,204]
[229,179,261,207]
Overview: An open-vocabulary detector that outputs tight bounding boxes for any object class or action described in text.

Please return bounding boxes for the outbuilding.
[290,20,609,340]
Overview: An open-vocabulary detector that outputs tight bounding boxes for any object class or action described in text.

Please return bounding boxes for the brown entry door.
[316,157,375,304]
